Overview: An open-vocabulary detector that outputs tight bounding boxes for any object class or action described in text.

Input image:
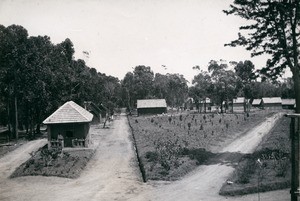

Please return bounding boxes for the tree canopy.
[0,24,122,137]
[224,0,300,111]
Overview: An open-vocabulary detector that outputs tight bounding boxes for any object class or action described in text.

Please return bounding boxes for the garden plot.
[128,111,275,181]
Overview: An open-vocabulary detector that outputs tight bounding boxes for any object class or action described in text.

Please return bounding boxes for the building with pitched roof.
[83,101,107,124]
[43,101,93,149]
[137,99,167,115]
[252,99,262,108]
[199,98,212,113]
[282,98,296,109]
[261,97,282,110]
[232,97,246,112]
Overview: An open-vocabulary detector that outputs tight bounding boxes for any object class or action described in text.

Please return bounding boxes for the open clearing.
[0,113,290,201]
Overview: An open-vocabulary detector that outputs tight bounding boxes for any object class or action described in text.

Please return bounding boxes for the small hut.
[199,98,211,113]
[83,101,106,124]
[184,97,195,110]
[282,99,296,110]
[261,97,282,110]
[43,101,93,149]
[232,97,246,112]
[137,99,167,115]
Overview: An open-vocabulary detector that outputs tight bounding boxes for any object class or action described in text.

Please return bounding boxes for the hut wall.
[137,107,167,115]
[48,123,89,147]
[263,103,282,110]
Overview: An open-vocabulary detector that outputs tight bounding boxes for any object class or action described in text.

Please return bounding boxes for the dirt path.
[0,113,290,201]
[0,114,147,201]
[131,112,290,201]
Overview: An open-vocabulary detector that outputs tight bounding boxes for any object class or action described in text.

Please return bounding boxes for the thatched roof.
[43,101,93,124]
[137,99,167,109]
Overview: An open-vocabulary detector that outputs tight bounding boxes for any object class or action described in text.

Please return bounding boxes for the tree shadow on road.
[182,148,246,167]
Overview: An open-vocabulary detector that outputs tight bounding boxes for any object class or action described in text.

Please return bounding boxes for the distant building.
[199,98,211,113]
[137,99,167,115]
[184,97,195,110]
[84,101,107,124]
[261,97,282,110]
[232,97,246,112]
[282,99,295,110]
[43,101,93,149]
[252,99,262,108]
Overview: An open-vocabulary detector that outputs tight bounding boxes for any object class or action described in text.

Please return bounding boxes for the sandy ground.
[0,113,290,201]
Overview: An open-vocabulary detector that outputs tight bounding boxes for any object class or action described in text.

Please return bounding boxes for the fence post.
[286,114,300,201]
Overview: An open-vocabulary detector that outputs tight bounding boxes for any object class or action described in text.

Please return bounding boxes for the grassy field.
[128,110,275,181]
[219,116,291,196]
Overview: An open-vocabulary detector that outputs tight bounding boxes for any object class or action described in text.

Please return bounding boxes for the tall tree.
[224,1,300,200]
[208,60,239,113]
[191,70,213,112]
[224,0,300,111]
[0,24,29,140]
[166,73,188,108]
[233,60,256,98]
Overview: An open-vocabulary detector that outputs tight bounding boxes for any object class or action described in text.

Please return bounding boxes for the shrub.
[226,123,229,129]
[145,151,159,162]
[168,116,172,123]
[187,122,191,130]
[236,159,256,184]
[182,148,213,165]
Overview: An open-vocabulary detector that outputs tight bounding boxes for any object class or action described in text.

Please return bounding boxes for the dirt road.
[0,113,290,201]
[131,112,290,201]
[0,114,146,201]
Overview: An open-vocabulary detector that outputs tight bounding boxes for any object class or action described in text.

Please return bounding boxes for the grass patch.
[219,116,291,196]
[10,145,95,179]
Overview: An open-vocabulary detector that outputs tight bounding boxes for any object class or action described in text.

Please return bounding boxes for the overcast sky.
[0,0,283,83]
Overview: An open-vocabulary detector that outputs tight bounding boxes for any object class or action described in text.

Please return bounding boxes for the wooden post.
[286,114,300,201]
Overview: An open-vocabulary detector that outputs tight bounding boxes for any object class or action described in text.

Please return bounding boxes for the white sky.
[0,0,290,83]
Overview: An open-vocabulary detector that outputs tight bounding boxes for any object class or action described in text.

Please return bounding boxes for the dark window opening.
[66,131,73,138]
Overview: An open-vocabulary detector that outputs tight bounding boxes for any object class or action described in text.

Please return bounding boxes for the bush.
[145,151,159,162]
[236,159,256,184]
[182,148,213,165]
[179,115,183,121]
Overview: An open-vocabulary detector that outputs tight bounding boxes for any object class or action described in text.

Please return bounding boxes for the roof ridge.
[69,101,90,121]
[43,101,69,123]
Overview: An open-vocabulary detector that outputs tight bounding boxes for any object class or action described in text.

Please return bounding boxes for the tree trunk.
[14,96,18,142]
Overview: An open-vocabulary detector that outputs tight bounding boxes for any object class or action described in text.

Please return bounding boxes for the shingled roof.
[137,99,167,108]
[43,101,93,124]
